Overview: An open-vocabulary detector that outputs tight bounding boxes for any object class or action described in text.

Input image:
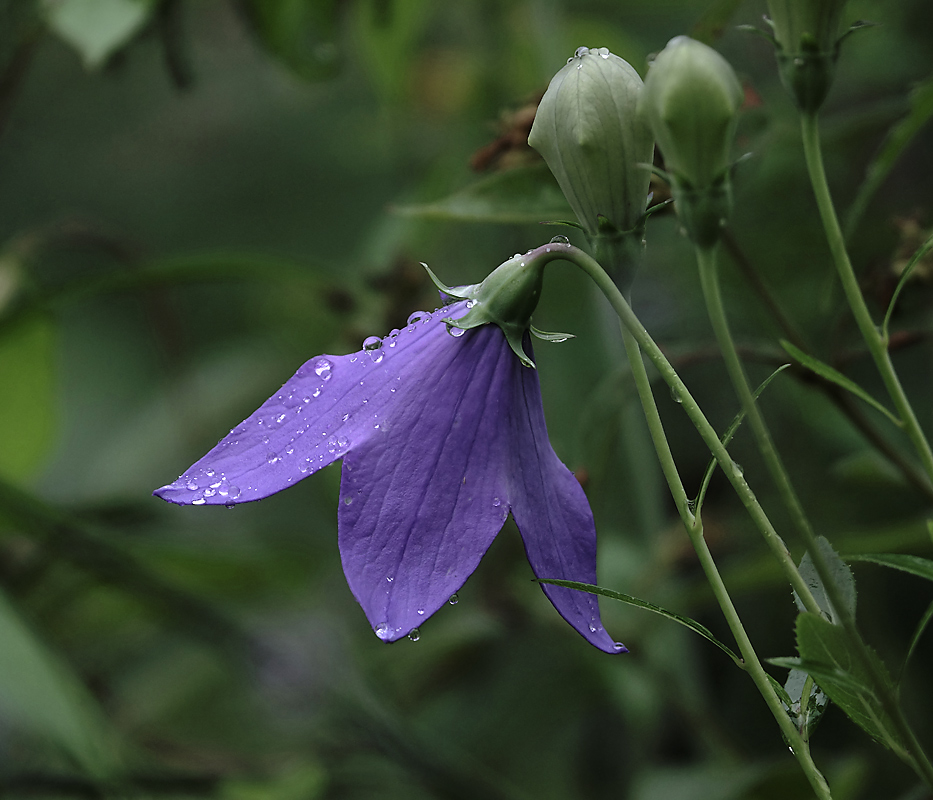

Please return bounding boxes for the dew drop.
[614,642,627,651]
[276,413,287,424]
[363,335,382,351]
[386,575,394,582]
[597,46,610,58]
[314,358,333,380]
[408,628,421,642]
[465,299,477,309]
[337,435,348,449]
[670,385,684,404]
[417,608,425,616]
[192,496,206,505]
[185,479,198,491]
[344,496,352,505]
[446,324,466,338]
[448,594,459,605]
[549,234,570,245]
[575,46,589,58]
[342,413,350,422]
[312,387,322,398]
[203,488,216,498]
[228,486,240,499]
[266,452,278,464]
[225,502,236,510]
[492,497,501,507]
[407,311,427,328]
[374,622,391,641]
[205,468,215,477]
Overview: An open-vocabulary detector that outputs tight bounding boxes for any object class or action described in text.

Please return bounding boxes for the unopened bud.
[642,37,743,248]
[529,47,654,239]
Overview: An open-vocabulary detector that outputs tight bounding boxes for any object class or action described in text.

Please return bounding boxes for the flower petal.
[506,345,625,654]
[154,306,462,506]
[338,323,514,642]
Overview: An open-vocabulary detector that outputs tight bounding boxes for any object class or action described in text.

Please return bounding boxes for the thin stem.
[619,319,832,799]
[799,113,933,788]
[800,113,933,487]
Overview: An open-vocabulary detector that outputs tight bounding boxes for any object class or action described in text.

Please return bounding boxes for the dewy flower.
[154,250,624,654]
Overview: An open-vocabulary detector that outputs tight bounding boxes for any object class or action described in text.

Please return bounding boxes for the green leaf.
[41,0,156,69]
[239,0,342,81]
[883,230,933,339]
[0,588,122,778]
[780,340,900,425]
[846,73,933,238]
[536,579,742,665]
[783,668,829,740]
[794,612,906,753]
[847,553,933,583]
[0,317,56,480]
[393,164,576,224]
[694,365,789,516]
[793,536,857,624]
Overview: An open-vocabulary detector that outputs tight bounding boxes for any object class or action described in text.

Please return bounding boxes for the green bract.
[528,46,654,239]
[642,36,743,248]
[766,0,850,112]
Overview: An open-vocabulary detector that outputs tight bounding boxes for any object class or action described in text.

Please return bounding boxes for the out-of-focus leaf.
[41,0,156,69]
[239,0,341,81]
[883,229,933,339]
[394,164,575,224]
[0,317,56,480]
[780,340,900,425]
[690,0,745,44]
[793,536,857,624]
[793,613,905,753]
[846,73,933,238]
[0,588,122,778]
[537,579,741,665]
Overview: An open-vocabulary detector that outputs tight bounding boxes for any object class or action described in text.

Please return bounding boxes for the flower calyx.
[423,252,573,369]
[761,0,868,112]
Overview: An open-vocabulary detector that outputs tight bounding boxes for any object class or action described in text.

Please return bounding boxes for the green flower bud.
[642,36,743,248]
[528,47,654,239]
[766,0,849,112]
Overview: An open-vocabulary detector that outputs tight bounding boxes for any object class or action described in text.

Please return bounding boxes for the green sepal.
[421,262,474,301]
[530,326,574,343]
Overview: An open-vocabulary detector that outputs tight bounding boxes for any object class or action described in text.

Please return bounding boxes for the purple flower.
[155,290,623,653]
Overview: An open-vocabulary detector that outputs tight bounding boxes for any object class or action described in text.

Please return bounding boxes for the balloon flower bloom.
[155,249,623,653]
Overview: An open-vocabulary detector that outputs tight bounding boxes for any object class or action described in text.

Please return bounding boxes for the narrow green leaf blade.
[847,553,933,583]
[780,340,900,425]
[537,579,741,665]
[882,231,933,339]
[393,164,575,224]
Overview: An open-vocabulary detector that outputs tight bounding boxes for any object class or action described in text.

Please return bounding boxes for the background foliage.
[1,0,932,797]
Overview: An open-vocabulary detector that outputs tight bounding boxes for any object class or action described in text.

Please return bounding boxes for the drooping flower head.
[155,247,624,653]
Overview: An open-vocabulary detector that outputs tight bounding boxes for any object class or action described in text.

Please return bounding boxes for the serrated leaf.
[780,340,900,425]
[41,0,156,69]
[537,579,741,665]
[0,588,122,777]
[795,612,905,753]
[393,164,575,224]
[793,536,856,623]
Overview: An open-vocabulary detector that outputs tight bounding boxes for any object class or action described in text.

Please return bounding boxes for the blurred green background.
[1,0,933,797]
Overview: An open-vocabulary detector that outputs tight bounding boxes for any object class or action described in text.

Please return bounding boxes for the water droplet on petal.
[549,235,570,245]
[203,488,216,498]
[417,608,425,616]
[343,496,352,505]
[228,486,240,499]
[337,435,348,449]
[446,324,465,338]
[614,642,626,651]
[374,622,391,641]
[386,575,394,582]
[408,628,420,642]
[312,387,322,398]
[276,413,287,424]
[314,358,333,380]
[575,46,590,58]
[597,46,610,58]
[192,496,206,505]
[492,497,501,507]
[465,299,477,309]
[448,594,459,605]
[363,335,382,351]
[205,468,215,477]
[185,479,198,491]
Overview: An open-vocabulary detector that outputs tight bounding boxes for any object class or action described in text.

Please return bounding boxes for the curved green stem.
[619,319,831,799]
[800,113,933,487]
[799,113,933,788]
